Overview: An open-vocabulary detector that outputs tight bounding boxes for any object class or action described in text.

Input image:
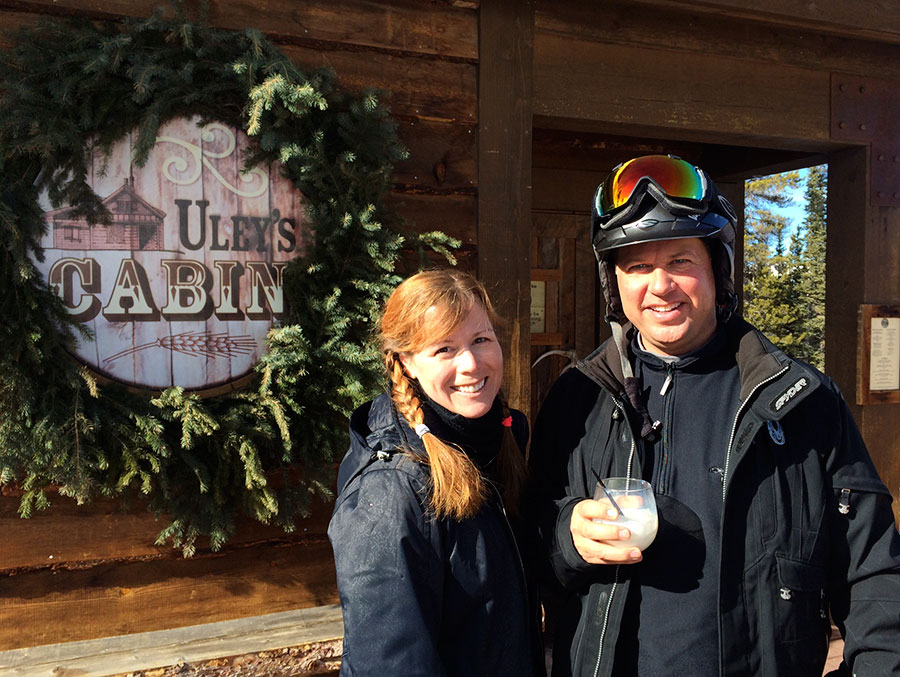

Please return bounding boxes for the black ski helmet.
[590,154,739,323]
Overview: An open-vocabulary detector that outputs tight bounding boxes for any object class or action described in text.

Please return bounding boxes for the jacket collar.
[723,317,822,420]
[576,326,632,396]
[576,316,822,420]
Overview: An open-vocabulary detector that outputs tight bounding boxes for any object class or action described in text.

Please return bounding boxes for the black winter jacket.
[530,317,900,677]
[329,393,544,676]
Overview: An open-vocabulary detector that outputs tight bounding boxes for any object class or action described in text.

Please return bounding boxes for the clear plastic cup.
[592,477,659,550]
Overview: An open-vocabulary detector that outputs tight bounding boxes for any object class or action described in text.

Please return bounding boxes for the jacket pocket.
[772,555,830,672]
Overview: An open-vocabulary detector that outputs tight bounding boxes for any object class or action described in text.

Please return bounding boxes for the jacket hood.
[336,393,421,496]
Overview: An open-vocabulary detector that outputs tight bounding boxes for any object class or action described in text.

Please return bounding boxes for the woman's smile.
[399,304,502,418]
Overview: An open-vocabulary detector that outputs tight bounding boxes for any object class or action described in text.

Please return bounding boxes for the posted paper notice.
[869,317,900,391]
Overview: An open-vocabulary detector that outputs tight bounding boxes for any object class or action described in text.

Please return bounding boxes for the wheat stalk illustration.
[103,331,258,365]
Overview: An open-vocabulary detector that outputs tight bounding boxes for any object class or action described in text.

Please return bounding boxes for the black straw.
[592,469,624,517]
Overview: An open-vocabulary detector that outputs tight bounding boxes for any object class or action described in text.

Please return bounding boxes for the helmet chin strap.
[609,317,662,442]
[596,258,659,437]
[718,292,738,323]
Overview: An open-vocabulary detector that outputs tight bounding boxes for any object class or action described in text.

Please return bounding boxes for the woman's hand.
[570,499,643,564]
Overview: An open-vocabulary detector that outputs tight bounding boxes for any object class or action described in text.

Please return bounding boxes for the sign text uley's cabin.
[34,117,304,391]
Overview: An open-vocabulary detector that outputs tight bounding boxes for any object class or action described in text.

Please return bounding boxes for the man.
[529,155,900,676]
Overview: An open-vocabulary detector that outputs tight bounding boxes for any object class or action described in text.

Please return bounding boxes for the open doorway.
[528,128,824,418]
[743,166,828,371]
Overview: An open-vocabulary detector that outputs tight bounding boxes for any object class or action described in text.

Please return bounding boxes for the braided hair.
[380,269,527,519]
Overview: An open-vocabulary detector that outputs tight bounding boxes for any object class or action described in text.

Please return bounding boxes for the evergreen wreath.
[0,8,457,555]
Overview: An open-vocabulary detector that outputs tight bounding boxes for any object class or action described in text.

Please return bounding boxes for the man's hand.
[570,499,643,564]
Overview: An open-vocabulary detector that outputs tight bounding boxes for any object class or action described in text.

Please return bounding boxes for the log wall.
[3,0,900,655]
[0,0,483,651]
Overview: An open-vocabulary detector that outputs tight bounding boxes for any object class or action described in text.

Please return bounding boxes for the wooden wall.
[528,0,900,523]
[3,0,900,655]
[0,489,339,650]
[0,0,483,651]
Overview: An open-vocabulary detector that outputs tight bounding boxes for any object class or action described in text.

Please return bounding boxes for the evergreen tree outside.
[796,165,827,369]
[743,166,827,370]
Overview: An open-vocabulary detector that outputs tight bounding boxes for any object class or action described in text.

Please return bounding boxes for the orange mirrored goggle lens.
[596,155,705,217]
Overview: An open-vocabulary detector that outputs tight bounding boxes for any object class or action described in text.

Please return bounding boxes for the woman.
[328,269,544,676]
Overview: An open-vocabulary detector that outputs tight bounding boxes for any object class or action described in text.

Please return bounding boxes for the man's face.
[614,237,718,357]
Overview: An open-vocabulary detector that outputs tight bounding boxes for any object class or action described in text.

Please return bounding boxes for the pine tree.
[795,166,827,369]
[743,171,801,347]
[742,168,827,370]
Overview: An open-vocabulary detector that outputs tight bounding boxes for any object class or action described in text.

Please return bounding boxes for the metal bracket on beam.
[831,74,900,206]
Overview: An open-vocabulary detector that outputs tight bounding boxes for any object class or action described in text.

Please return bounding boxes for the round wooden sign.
[34,116,305,390]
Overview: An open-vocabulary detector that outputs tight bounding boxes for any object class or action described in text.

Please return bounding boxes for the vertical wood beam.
[826,147,869,409]
[477,0,534,415]
[828,146,900,524]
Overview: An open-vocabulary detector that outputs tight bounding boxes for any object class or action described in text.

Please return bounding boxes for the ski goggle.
[594,155,708,220]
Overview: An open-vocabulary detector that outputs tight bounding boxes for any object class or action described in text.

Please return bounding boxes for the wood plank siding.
[2,0,900,660]
[0,0,483,652]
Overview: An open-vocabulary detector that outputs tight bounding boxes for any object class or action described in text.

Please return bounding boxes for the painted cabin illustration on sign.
[33,117,305,391]
[47,178,166,251]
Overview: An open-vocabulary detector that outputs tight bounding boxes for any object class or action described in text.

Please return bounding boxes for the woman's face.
[399,303,503,419]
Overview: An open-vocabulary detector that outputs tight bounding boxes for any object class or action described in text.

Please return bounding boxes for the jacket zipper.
[721,365,789,501]
[659,362,675,493]
[491,484,530,610]
[593,398,636,677]
[838,488,851,514]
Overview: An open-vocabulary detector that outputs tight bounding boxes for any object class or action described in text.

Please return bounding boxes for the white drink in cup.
[592,477,659,551]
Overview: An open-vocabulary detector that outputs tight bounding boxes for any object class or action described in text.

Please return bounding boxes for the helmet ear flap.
[716,193,738,226]
[597,257,624,323]
[705,239,738,322]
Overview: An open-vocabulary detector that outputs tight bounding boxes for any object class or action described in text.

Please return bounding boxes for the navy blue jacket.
[329,393,543,676]
[530,317,900,676]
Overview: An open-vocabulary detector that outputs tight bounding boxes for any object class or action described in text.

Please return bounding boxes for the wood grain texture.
[281,44,476,123]
[623,0,900,44]
[0,493,332,572]
[0,539,338,650]
[826,147,869,409]
[865,207,900,302]
[0,0,478,59]
[533,32,829,145]
[476,0,534,415]
[0,604,343,676]
[394,118,477,192]
[533,166,603,214]
[387,191,476,244]
[536,0,900,79]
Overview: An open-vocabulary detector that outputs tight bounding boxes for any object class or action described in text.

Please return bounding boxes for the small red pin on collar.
[501,415,513,428]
